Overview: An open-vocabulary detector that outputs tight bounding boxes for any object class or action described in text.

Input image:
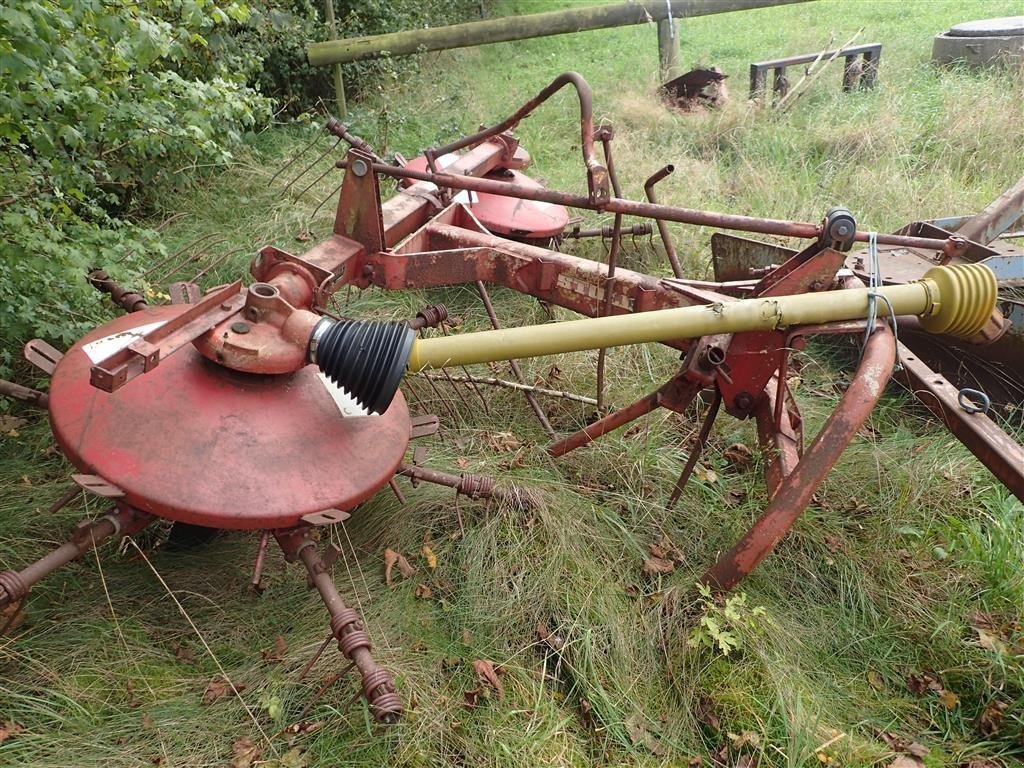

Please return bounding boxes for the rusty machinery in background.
[1,73,1021,724]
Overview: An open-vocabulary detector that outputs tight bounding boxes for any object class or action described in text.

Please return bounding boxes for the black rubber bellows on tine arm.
[309,318,415,414]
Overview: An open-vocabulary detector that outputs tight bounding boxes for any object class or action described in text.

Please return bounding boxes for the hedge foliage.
[0,0,476,378]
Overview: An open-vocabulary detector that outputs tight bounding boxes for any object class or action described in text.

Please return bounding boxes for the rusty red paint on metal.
[49,306,411,529]
[702,325,897,592]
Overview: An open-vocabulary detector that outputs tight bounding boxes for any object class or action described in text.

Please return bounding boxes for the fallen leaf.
[537,623,565,651]
[694,466,718,484]
[735,755,757,768]
[1,602,25,634]
[889,757,924,768]
[641,556,675,578]
[906,742,929,759]
[722,442,753,468]
[0,722,24,745]
[422,544,438,570]
[397,554,415,578]
[229,736,261,768]
[0,416,27,433]
[625,713,667,756]
[383,548,399,586]
[201,678,244,705]
[977,700,1008,736]
[294,230,312,242]
[283,720,324,736]
[414,583,433,599]
[471,659,504,698]
[456,457,470,469]
[906,671,939,696]
[938,690,960,709]
[262,634,287,663]
[867,669,885,691]
[463,687,481,707]
[974,626,1008,654]
[695,695,720,732]
[724,490,747,507]
[171,640,196,663]
[729,730,761,750]
[486,431,520,452]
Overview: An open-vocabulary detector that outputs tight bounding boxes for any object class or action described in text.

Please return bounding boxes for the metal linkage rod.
[275,529,402,723]
[0,506,152,610]
[342,159,965,255]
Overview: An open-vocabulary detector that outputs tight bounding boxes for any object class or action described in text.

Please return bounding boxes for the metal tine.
[475,280,555,436]
[268,123,328,187]
[305,180,346,232]
[154,237,228,284]
[138,231,223,280]
[293,164,337,203]
[281,137,343,195]
[191,246,249,283]
[435,323,490,415]
[595,128,624,412]
[422,371,461,425]
[667,390,722,510]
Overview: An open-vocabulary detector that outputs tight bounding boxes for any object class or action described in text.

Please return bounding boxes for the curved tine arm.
[425,71,608,203]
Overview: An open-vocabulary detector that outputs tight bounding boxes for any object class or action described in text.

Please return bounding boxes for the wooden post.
[322,0,346,117]
[307,0,816,67]
[657,18,681,81]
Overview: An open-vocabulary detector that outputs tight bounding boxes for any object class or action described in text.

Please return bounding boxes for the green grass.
[2,1,1024,765]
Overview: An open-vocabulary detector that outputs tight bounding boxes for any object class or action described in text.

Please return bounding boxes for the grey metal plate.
[948,16,1024,37]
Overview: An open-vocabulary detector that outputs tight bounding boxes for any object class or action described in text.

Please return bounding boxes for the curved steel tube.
[701,323,897,592]
[644,164,683,278]
[424,71,609,202]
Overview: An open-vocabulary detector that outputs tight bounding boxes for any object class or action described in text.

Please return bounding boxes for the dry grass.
[1,1,1023,766]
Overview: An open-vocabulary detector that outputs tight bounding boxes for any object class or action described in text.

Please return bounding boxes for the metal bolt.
[734,392,755,411]
[350,158,369,177]
[231,322,250,334]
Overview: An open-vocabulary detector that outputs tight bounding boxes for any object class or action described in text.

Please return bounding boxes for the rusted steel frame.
[475,281,554,436]
[749,43,882,99]
[563,223,652,239]
[274,528,401,723]
[895,343,1024,502]
[548,376,702,457]
[89,281,245,392]
[0,379,48,408]
[396,463,509,501]
[392,223,706,336]
[423,72,609,203]
[955,174,1024,245]
[87,269,148,313]
[702,325,897,592]
[376,141,509,249]
[754,377,801,498]
[0,506,152,610]
[667,389,722,509]
[595,129,624,410]
[250,530,271,591]
[325,118,383,162]
[644,165,684,278]
[354,159,958,253]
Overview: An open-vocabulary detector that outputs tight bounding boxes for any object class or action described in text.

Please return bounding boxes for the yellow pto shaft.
[406,264,997,371]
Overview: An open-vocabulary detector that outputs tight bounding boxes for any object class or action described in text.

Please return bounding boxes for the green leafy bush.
[0,0,271,374]
[0,0,476,380]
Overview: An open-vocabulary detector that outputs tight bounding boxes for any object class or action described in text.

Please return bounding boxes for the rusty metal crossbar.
[749,43,881,100]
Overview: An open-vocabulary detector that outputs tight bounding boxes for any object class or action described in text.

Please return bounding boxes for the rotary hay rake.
[1,73,1022,724]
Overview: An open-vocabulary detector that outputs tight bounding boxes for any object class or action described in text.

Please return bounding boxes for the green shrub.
[0,0,271,374]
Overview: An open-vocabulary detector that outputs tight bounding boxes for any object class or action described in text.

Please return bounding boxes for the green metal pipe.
[406,264,997,371]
